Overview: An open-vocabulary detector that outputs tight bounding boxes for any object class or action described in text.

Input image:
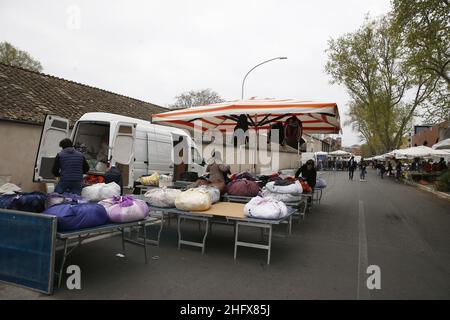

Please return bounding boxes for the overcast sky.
[1,0,392,146]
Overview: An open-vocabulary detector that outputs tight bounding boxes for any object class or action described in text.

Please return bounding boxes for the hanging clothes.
[233,114,249,147]
[284,116,303,149]
[267,122,285,145]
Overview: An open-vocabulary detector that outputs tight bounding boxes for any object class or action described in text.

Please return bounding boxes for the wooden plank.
[194,202,246,218]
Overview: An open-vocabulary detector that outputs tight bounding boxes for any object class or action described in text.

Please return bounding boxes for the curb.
[403,179,450,201]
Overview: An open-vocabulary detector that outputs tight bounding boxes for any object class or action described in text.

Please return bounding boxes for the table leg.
[177,215,182,250]
[58,238,69,288]
[267,225,272,265]
[234,222,239,260]
[143,225,148,264]
[202,219,209,255]
[121,228,126,253]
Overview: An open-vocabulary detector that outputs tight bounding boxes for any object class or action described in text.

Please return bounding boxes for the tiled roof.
[0,63,167,125]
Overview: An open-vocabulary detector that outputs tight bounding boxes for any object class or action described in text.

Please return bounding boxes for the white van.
[34,112,205,188]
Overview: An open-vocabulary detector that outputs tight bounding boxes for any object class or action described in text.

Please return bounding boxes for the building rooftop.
[0,63,167,125]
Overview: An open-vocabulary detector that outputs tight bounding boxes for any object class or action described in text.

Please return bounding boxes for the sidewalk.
[403,179,450,201]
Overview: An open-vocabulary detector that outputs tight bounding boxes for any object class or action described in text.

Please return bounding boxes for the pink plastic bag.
[99,196,149,222]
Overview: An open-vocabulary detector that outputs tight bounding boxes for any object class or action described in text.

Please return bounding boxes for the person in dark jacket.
[437,158,448,171]
[395,160,402,181]
[348,156,356,180]
[359,159,367,181]
[105,163,123,195]
[295,159,317,189]
[379,162,386,179]
[52,138,89,195]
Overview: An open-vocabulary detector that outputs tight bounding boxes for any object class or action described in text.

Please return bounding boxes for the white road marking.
[357,200,370,300]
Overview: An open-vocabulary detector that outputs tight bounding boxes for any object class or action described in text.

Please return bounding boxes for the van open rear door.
[34,115,70,182]
[111,122,136,188]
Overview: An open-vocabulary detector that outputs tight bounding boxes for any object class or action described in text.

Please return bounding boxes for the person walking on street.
[387,161,393,177]
[359,158,367,182]
[52,138,90,195]
[379,162,386,179]
[395,160,402,182]
[348,156,356,180]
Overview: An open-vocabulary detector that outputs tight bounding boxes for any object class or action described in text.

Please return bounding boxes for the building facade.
[412,122,449,147]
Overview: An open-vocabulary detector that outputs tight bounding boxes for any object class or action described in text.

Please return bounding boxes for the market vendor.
[295,159,317,190]
[52,138,90,195]
[206,151,231,184]
[437,158,448,171]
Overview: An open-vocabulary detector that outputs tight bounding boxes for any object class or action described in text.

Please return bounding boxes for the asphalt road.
[1,169,449,299]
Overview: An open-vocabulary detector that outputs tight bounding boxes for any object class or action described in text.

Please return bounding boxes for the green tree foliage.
[0,41,43,72]
[170,88,224,109]
[391,0,450,124]
[392,0,449,85]
[326,16,435,154]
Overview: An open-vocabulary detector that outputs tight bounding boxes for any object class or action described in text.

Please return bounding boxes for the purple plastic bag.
[44,203,108,231]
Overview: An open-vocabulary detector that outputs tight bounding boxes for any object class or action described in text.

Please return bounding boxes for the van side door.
[33,115,70,182]
[190,146,206,176]
[111,122,136,188]
[147,131,174,174]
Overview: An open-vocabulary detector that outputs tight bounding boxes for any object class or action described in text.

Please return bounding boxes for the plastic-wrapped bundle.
[316,178,327,188]
[81,182,121,202]
[0,183,21,195]
[175,189,212,211]
[195,185,220,203]
[159,174,173,188]
[9,192,47,213]
[261,189,302,203]
[265,180,303,195]
[226,180,260,197]
[99,196,149,223]
[140,172,160,186]
[44,203,108,231]
[244,196,288,219]
[46,192,88,209]
[144,187,181,208]
[0,194,17,209]
[99,182,121,199]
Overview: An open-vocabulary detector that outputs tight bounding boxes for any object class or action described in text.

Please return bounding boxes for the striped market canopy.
[151,97,341,134]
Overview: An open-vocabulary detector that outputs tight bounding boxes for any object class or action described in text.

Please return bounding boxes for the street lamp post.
[240,56,287,174]
[241,56,287,100]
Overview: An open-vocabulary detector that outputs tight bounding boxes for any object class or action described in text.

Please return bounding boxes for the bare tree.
[170,89,224,109]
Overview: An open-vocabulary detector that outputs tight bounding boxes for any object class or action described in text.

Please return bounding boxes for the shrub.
[436,170,450,192]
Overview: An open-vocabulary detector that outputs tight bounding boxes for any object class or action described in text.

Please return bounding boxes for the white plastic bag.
[0,183,21,195]
[159,174,173,188]
[265,180,303,194]
[81,183,105,202]
[261,189,302,203]
[82,182,120,202]
[175,188,212,211]
[99,182,121,199]
[144,187,181,208]
[244,196,288,219]
[195,186,220,203]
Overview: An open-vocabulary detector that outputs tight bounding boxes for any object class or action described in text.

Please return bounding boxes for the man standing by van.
[52,138,90,195]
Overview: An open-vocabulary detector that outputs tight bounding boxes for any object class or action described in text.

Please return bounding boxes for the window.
[191,147,203,164]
